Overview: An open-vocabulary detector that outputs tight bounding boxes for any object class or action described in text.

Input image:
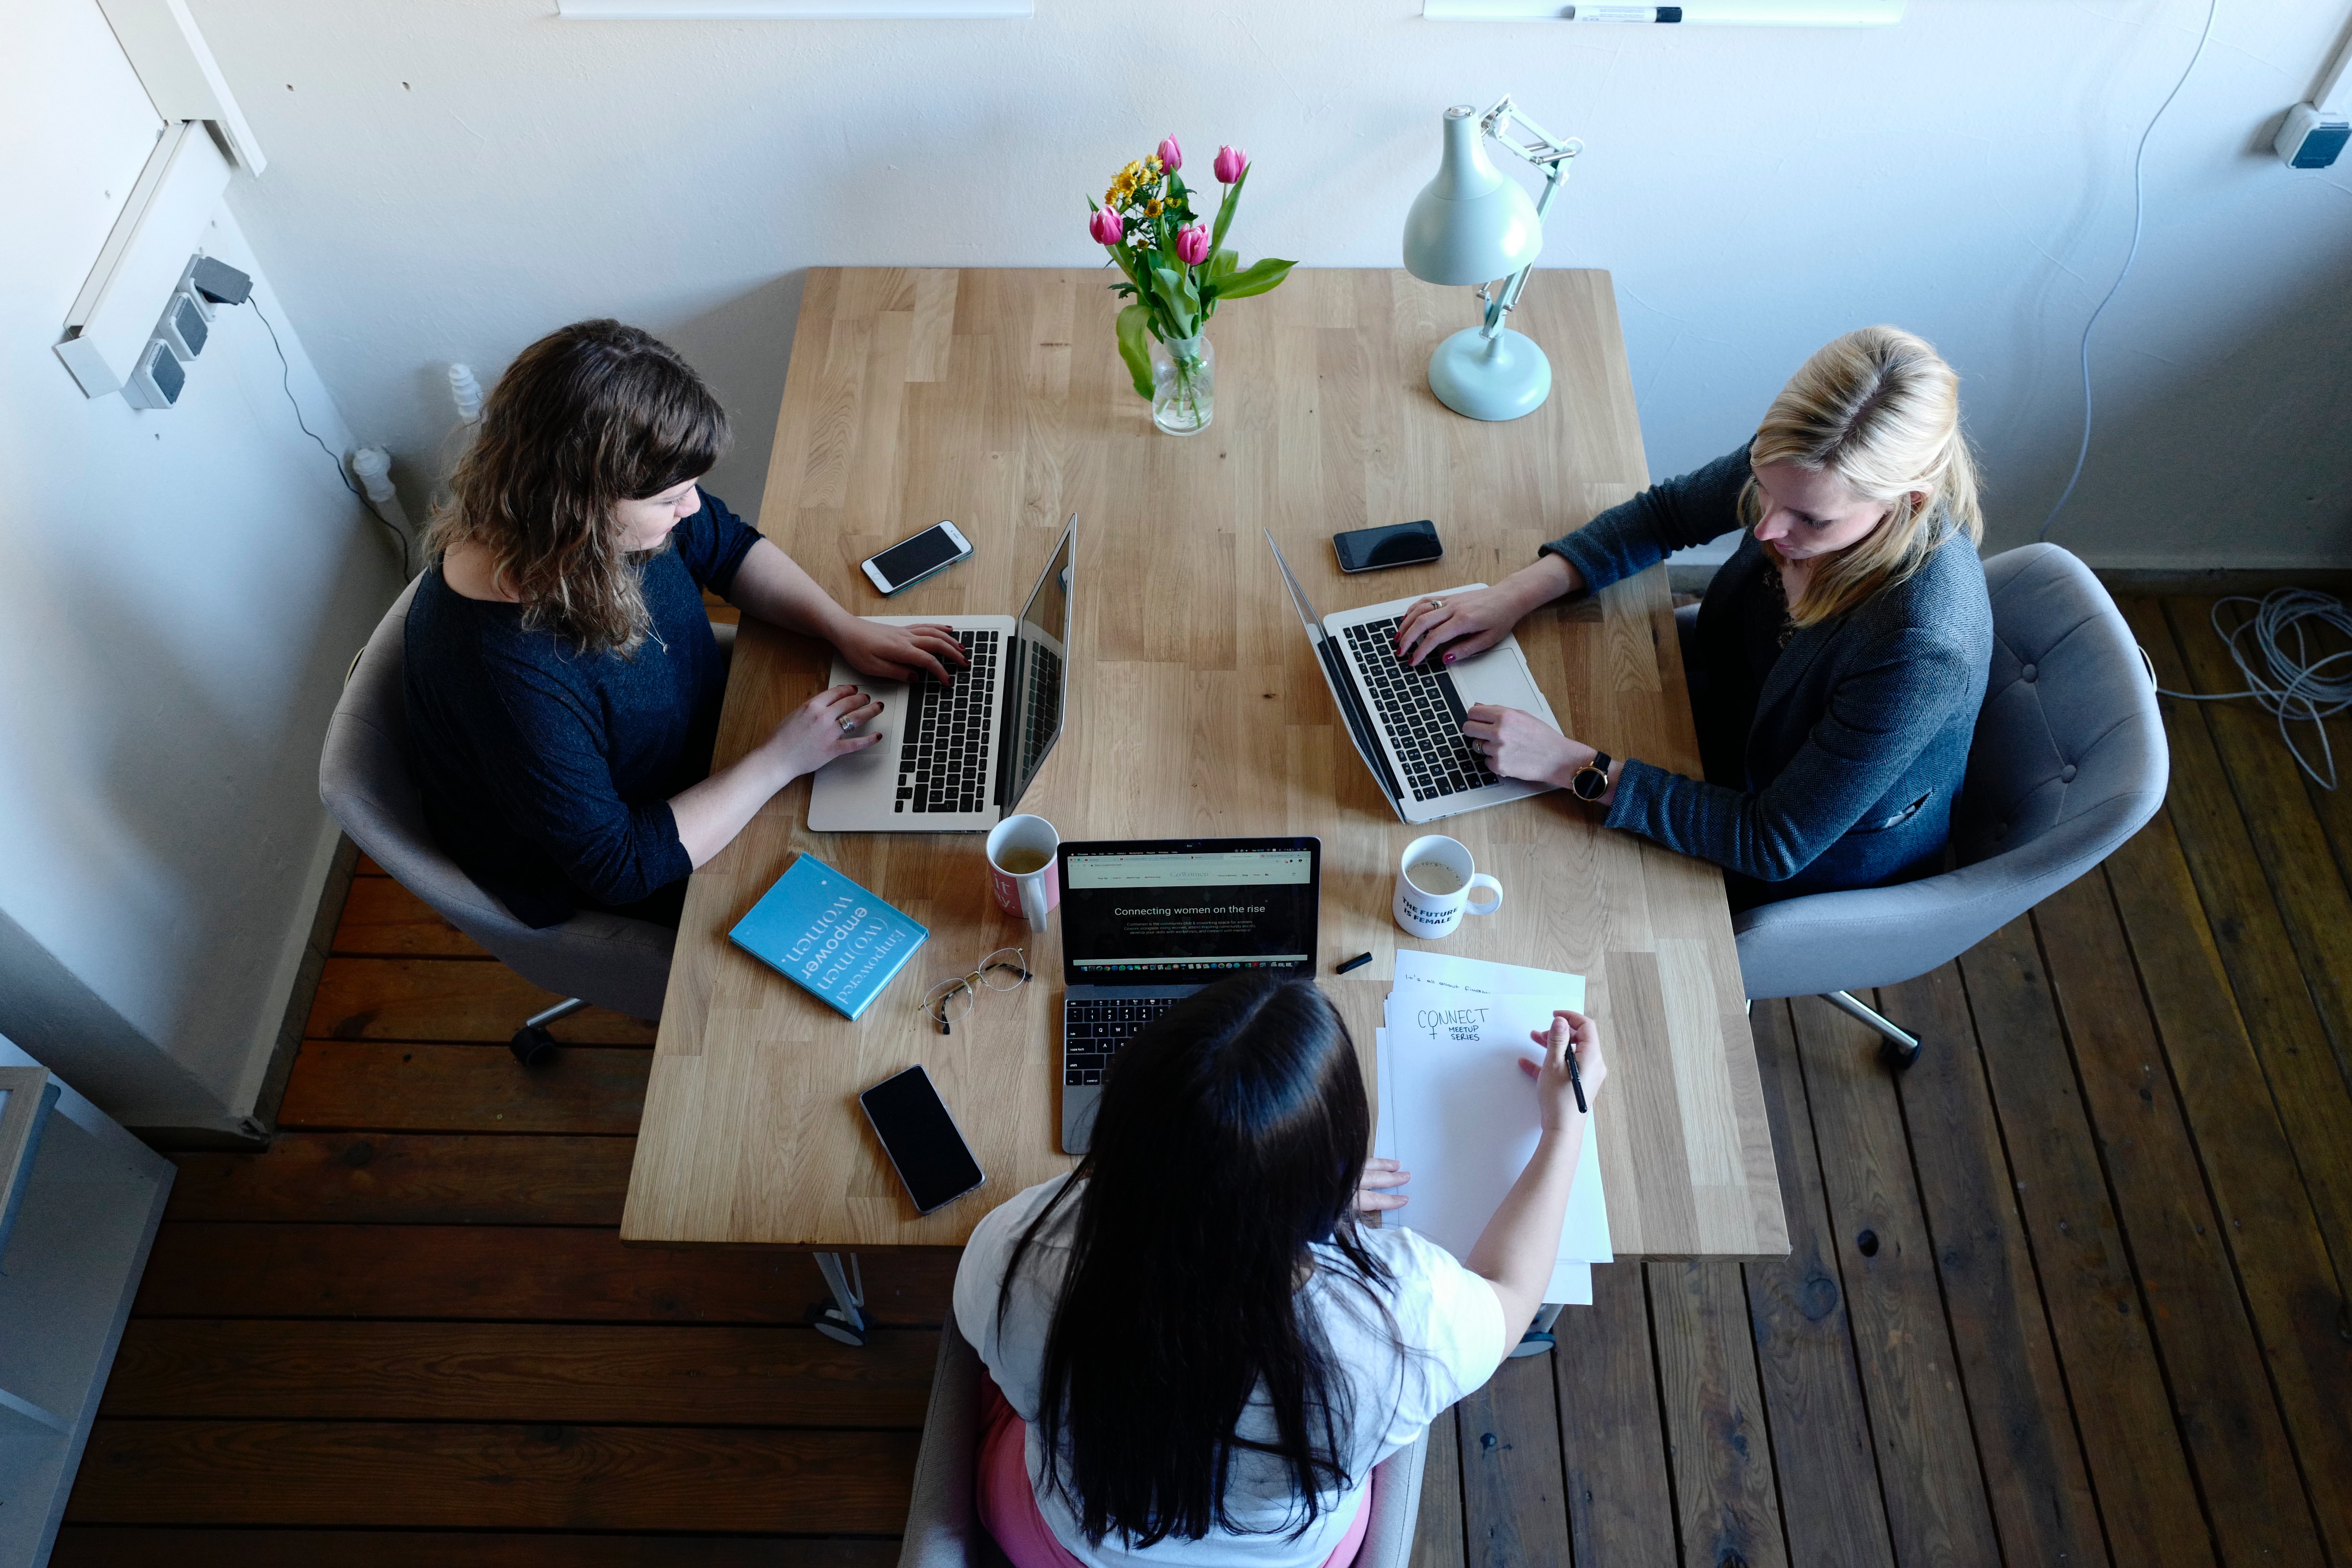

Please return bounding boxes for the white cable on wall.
[2157,590,2352,790]
[2040,0,2221,543]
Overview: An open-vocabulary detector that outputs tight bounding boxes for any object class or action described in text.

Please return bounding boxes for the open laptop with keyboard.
[1265,532,1563,824]
[808,518,1074,833]
[1053,837,1321,1154]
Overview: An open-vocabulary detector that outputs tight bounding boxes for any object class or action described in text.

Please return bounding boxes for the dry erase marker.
[1565,4,1683,18]
[1336,952,1374,975]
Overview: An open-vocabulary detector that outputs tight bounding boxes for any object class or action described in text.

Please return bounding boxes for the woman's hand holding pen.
[1519,1010,1604,1128]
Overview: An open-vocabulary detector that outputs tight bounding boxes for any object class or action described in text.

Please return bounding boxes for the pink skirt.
[976,1374,1372,1568]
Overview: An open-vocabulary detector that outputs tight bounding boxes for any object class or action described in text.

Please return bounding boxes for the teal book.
[730,854,930,1022]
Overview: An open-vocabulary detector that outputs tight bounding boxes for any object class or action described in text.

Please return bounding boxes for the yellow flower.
[1121,159,1144,181]
[1147,154,1163,172]
[1145,198,1163,217]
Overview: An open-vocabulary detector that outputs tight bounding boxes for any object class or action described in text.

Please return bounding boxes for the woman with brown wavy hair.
[405,319,965,928]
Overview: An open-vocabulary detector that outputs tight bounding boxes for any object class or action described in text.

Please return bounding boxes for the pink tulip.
[1175,222,1210,267]
[1214,144,1247,183]
[1088,208,1125,247]
[1157,135,1183,173]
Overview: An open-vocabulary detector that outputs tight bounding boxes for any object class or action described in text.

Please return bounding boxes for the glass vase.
[1150,333,1215,436]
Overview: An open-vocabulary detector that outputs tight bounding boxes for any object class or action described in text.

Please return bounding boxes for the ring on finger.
[1430,597,1447,611]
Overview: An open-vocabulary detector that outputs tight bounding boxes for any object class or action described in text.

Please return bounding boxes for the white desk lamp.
[1401,97,1581,421]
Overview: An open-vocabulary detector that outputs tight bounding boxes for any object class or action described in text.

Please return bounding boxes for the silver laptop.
[808,519,1074,833]
[1054,836,1321,1155]
[1265,532,1562,824]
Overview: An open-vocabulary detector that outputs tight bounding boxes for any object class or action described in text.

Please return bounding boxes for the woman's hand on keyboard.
[1462,703,1598,795]
[835,619,969,685]
[769,684,886,780]
[1395,586,1518,668]
[1396,554,1583,668]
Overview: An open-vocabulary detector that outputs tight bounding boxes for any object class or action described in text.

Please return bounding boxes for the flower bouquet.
[1087,137,1294,434]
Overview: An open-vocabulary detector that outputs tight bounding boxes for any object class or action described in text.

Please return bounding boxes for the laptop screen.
[994,519,1075,813]
[1057,837,1320,987]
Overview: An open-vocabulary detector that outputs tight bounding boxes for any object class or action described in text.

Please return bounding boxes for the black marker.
[1567,1044,1588,1115]
[1335,952,1374,975]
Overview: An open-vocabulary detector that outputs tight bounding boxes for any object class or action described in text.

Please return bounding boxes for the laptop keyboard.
[1343,618,1502,803]
[895,630,1000,814]
[1063,995,1181,1085]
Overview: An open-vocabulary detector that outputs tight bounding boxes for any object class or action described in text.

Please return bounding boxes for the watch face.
[1573,767,1604,801]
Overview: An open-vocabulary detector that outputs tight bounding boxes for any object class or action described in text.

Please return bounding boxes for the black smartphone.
[1334,519,1443,573]
[858,1065,986,1214]
[861,521,973,596]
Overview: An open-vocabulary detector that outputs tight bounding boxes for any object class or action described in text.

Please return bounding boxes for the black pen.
[1335,951,1374,975]
[1566,1043,1588,1115]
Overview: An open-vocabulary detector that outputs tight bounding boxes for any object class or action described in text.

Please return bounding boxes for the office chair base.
[811,1307,868,1347]
[1822,990,1921,1072]
[509,998,590,1067]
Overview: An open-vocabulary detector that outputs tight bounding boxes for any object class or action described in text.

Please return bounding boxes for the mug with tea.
[987,814,1061,933]
[1392,834,1503,940]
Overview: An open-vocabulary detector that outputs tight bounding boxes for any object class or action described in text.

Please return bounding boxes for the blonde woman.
[1396,326,1992,908]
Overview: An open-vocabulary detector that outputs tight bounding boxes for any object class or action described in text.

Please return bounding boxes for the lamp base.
[1427,327,1552,422]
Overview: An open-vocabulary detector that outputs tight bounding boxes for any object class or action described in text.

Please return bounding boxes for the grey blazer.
[1544,447,1992,898]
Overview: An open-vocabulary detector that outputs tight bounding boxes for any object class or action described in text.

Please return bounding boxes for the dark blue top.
[404,494,764,928]
[1543,447,1992,901]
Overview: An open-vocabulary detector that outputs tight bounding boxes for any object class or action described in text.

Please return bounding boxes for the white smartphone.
[862,521,972,596]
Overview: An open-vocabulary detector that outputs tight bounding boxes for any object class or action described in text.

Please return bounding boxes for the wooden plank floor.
[57,595,2352,1566]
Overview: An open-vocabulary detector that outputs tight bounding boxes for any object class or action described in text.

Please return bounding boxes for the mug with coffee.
[987,814,1061,933]
[1392,834,1503,939]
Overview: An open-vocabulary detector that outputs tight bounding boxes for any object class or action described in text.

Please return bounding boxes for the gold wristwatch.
[1570,750,1613,802]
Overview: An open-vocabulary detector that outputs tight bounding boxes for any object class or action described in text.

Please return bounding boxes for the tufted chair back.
[318,577,686,1022]
[1733,543,2168,1001]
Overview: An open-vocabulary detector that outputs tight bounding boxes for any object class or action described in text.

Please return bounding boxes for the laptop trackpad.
[813,672,907,780]
[1449,645,1544,716]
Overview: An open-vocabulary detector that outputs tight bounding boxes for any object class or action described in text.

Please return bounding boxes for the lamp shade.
[1402,105,1543,285]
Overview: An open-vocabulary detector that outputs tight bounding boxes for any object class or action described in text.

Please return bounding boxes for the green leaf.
[1116,304,1154,399]
[1210,247,1239,280]
[1210,163,1249,254]
[1213,257,1296,301]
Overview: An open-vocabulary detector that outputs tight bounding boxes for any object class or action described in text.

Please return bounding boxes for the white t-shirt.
[954,1176,1509,1568]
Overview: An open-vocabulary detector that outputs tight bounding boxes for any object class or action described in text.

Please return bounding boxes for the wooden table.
[623,268,1788,1280]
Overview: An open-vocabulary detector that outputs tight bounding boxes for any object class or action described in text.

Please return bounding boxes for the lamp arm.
[1483,156,1573,335]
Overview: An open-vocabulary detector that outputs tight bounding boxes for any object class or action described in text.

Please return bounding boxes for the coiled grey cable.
[2157,589,2352,789]
[2040,0,2221,543]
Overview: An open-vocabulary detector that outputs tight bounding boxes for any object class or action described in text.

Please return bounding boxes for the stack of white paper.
[1372,949,1610,1306]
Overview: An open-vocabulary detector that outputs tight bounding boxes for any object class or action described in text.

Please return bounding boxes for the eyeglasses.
[922,949,1031,1035]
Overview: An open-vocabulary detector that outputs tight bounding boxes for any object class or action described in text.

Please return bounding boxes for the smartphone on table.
[862,521,972,595]
[1334,519,1443,573]
[858,1065,986,1215]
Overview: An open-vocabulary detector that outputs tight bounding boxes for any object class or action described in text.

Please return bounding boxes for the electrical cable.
[2040,0,2221,542]
[245,295,412,575]
[2155,589,2352,789]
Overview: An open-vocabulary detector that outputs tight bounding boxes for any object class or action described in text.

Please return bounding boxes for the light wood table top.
[622,267,1787,1261]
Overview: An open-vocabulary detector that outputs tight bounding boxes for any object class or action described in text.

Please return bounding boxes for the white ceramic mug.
[986,814,1061,934]
[1392,834,1503,940]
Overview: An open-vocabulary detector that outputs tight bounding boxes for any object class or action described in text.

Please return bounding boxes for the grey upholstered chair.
[896,1317,1429,1568]
[1717,542,2167,1067]
[319,579,718,1063]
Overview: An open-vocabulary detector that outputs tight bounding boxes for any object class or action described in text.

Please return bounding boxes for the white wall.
[0,0,401,1131]
[191,0,2352,568]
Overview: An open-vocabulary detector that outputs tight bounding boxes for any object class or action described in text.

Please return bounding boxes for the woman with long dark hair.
[406,319,967,929]
[954,973,1604,1567]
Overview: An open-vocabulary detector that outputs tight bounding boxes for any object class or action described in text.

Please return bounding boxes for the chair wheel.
[1879,1033,1921,1073]
[509,1025,558,1067]
[1507,1329,1557,1359]
[811,1303,867,1347]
